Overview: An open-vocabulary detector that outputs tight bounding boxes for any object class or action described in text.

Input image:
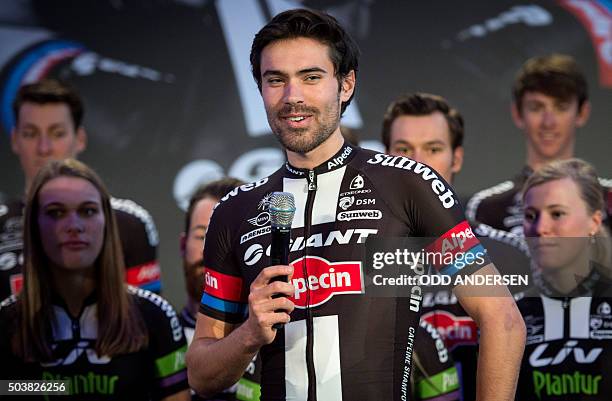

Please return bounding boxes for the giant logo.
[289,256,363,308]
[366,154,456,208]
[421,310,478,350]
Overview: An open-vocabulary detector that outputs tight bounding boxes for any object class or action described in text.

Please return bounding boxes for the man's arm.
[454,263,526,401]
[186,265,294,397]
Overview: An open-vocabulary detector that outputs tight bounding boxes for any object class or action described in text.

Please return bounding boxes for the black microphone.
[268,192,295,329]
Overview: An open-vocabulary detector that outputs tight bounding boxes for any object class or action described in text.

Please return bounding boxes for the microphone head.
[269,192,296,229]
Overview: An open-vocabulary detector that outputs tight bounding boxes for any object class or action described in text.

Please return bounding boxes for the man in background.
[0,79,161,301]
[466,54,611,235]
[179,177,245,401]
[382,92,530,401]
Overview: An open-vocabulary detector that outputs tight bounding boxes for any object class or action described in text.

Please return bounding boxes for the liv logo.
[529,341,603,367]
[41,340,111,367]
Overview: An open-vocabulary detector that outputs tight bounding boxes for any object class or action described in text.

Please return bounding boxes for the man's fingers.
[255,310,292,329]
[250,265,293,290]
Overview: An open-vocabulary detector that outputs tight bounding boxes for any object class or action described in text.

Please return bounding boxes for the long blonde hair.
[16,159,147,361]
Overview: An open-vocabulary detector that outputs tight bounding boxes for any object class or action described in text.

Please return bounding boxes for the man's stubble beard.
[268,92,342,154]
[184,259,205,302]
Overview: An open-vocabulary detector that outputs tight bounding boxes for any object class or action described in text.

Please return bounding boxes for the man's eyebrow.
[424,140,446,146]
[262,70,288,78]
[297,67,327,75]
[262,67,328,78]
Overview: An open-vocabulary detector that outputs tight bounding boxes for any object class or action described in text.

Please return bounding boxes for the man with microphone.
[187,9,525,401]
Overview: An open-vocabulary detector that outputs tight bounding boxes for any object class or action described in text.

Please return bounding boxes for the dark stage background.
[1,0,610,307]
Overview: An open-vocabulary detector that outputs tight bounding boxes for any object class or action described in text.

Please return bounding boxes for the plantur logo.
[289,256,363,308]
[421,310,478,350]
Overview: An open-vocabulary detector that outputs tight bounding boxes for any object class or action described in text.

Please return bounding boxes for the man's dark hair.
[250,8,360,115]
[13,79,84,129]
[512,54,588,112]
[381,93,464,151]
[184,177,245,233]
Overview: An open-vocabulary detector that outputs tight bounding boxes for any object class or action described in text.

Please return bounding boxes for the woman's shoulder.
[127,286,178,316]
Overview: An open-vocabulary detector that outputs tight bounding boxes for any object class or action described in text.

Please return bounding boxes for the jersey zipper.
[304,169,317,401]
[562,297,570,338]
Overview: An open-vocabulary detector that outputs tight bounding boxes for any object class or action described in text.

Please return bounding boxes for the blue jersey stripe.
[201,292,248,315]
[439,244,487,277]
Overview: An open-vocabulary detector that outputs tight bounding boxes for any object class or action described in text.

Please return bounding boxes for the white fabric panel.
[312,167,346,226]
[313,315,343,400]
[284,177,308,229]
[285,319,308,401]
[570,297,591,339]
[541,296,564,341]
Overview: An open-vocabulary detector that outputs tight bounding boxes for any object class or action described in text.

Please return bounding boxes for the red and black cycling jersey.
[0,196,161,301]
[466,166,612,236]
[199,143,489,401]
[420,221,531,401]
[0,287,188,400]
[515,267,612,401]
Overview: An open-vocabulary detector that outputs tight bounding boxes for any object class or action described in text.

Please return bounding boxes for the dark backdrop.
[1,0,610,307]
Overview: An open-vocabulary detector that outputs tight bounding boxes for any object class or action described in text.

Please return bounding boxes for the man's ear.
[74,126,87,155]
[340,70,356,103]
[451,146,464,174]
[511,102,525,130]
[576,100,591,128]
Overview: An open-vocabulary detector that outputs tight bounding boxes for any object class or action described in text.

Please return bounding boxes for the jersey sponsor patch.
[421,310,478,350]
[337,209,382,221]
[10,273,23,295]
[247,212,270,227]
[200,269,247,319]
[289,256,363,308]
[349,174,365,190]
[425,220,484,275]
[244,244,264,266]
[240,226,271,244]
[590,301,612,339]
[125,261,161,288]
[203,268,245,303]
[366,154,457,208]
[218,178,269,204]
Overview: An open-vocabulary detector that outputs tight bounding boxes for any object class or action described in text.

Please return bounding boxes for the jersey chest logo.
[289,256,363,308]
[421,310,478,350]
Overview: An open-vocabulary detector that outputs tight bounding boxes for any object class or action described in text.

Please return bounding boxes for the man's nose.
[283,81,304,105]
[541,110,556,129]
[37,134,52,156]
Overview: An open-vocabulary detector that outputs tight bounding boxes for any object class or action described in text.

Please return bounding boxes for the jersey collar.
[284,142,357,178]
